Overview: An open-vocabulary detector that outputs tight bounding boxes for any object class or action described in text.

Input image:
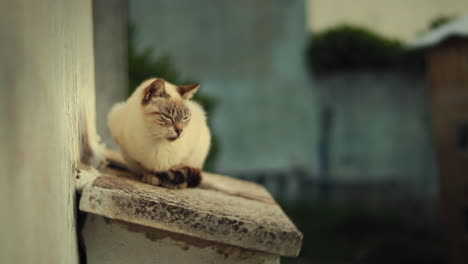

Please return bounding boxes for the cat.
[107,78,211,189]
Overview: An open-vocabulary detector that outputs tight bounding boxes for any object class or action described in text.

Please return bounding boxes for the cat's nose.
[174,127,183,136]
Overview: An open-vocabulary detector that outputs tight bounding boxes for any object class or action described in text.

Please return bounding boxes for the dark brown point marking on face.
[159,99,191,123]
[142,79,170,105]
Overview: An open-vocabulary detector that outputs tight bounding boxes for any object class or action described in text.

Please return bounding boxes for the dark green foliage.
[127,23,219,170]
[306,25,425,74]
[280,201,443,264]
[127,24,181,93]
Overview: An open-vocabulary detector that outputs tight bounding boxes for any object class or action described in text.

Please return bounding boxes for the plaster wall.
[0,1,96,263]
[314,71,437,197]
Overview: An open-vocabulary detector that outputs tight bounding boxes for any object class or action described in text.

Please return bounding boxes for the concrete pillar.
[0,1,96,263]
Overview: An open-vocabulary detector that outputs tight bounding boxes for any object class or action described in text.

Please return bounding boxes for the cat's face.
[140,78,200,141]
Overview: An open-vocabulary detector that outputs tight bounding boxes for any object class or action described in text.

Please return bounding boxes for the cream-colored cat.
[108,78,211,188]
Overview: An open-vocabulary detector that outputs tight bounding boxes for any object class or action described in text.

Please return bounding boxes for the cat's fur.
[108,78,211,188]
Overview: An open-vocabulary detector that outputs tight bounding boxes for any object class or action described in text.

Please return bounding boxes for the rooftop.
[412,14,468,48]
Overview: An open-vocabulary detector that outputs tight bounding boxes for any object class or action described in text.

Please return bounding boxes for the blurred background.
[92,0,468,263]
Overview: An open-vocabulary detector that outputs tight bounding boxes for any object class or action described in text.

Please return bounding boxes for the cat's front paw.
[141,169,185,189]
[140,167,202,189]
[169,166,202,188]
[158,166,202,189]
[160,169,188,189]
[141,172,161,186]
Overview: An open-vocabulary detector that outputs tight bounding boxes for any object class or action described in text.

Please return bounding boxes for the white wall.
[307,0,468,42]
[0,1,96,263]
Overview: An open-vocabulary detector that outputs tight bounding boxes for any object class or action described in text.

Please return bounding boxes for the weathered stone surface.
[80,156,302,257]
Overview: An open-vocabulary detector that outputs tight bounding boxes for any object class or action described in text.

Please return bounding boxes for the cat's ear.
[142,79,166,104]
[177,83,200,99]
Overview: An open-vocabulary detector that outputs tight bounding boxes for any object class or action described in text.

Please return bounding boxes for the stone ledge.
[79,151,302,257]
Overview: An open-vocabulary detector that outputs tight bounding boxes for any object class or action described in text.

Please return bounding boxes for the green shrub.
[306,25,424,74]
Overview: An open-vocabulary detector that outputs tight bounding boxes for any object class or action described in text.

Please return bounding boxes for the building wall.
[307,0,468,42]
[0,1,96,263]
[427,38,468,264]
[93,0,129,147]
[129,0,317,172]
[314,71,437,198]
[128,1,436,201]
